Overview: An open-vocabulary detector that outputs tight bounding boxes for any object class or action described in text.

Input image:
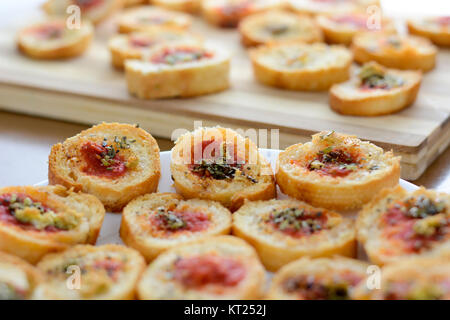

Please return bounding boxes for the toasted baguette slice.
[43,0,123,25]
[239,10,323,47]
[17,19,93,60]
[171,127,276,211]
[0,251,44,299]
[317,12,396,46]
[120,193,232,262]
[232,199,356,271]
[330,62,422,116]
[109,27,202,69]
[118,6,191,33]
[276,131,401,211]
[356,186,450,266]
[0,185,105,263]
[124,0,145,7]
[267,257,369,299]
[352,32,437,72]
[137,236,265,299]
[352,257,450,300]
[202,0,283,28]
[408,17,450,47]
[125,42,230,99]
[250,42,352,91]
[48,122,161,212]
[289,0,379,16]
[152,0,201,13]
[33,244,145,299]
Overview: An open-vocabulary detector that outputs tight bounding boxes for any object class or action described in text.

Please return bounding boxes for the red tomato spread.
[150,47,213,65]
[129,36,154,48]
[332,15,367,28]
[298,148,360,178]
[31,22,64,40]
[173,255,246,288]
[81,141,127,179]
[151,210,210,234]
[93,259,123,281]
[74,0,103,10]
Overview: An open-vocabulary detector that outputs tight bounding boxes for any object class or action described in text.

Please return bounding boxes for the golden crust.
[120,192,232,262]
[267,256,369,299]
[239,10,323,47]
[0,251,44,299]
[137,235,266,299]
[276,131,401,211]
[171,127,276,211]
[118,6,191,33]
[0,185,105,264]
[329,64,422,116]
[250,42,352,91]
[34,244,146,300]
[352,32,437,72]
[124,0,145,7]
[108,28,203,69]
[17,20,93,60]
[232,199,356,271]
[202,0,283,28]
[152,0,201,14]
[125,42,230,99]
[352,257,450,300]
[356,186,450,266]
[48,122,161,212]
[43,0,124,25]
[408,18,450,47]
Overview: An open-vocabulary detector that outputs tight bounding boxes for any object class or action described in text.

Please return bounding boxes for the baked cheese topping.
[0,263,30,300]
[255,43,350,71]
[358,62,404,90]
[0,193,80,232]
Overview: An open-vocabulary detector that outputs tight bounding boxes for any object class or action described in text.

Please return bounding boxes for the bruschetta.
[317,12,396,45]
[120,193,232,262]
[17,19,93,60]
[109,27,202,69]
[48,122,161,212]
[356,186,450,266]
[43,0,123,25]
[239,10,323,47]
[408,16,450,47]
[118,6,191,33]
[152,0,201,14]
[202,0,283,28]
[276,131,401,211]
[137,236,265,299]
[0,251,43,299]
[289,0,380,16]
[267,257,369,299]
[33,244,146,299]
[329,62,422,116]
[250,42,352,91]
[0,185,105,264]
[352,257,450,300]
[232,199,356,271]
[125,42,230,99]
[352,32,437,72]
[170,127,276,211]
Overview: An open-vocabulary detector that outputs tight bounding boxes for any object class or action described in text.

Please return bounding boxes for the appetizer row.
[1,238,449,300]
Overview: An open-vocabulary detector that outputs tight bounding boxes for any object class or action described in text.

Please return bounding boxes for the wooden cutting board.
[0,15,448,181]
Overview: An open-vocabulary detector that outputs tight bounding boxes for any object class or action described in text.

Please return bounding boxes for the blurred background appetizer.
[276,131,401,210]
[137,236,266,299]
[0,185,105,263]
[48,122,161,212]
[250,42,352,91]
[170,127,276,211]
[33,244,145,299]
[17,19,93,59]
[357,186,449,265]
[120,193,232,261]
[232,199,356,271]
[239,10,323,47]
[408,16,450,47]
[267,257,369,300]
[152,0,201,14]
[289,0,380,16]
[330,62,422,116]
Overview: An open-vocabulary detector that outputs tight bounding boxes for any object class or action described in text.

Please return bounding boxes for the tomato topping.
[129,36,154,48]
[150,47,213,65]
[74,0,103,10]
[302,148,360,178]
[80,141,127,179]
[30,22,64,40]
[173,255,246,288]
[93,258,123,281]
[151,210,210,234]
[0,193,59,232]
[332,15,367,28]
[267,207,327,237]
